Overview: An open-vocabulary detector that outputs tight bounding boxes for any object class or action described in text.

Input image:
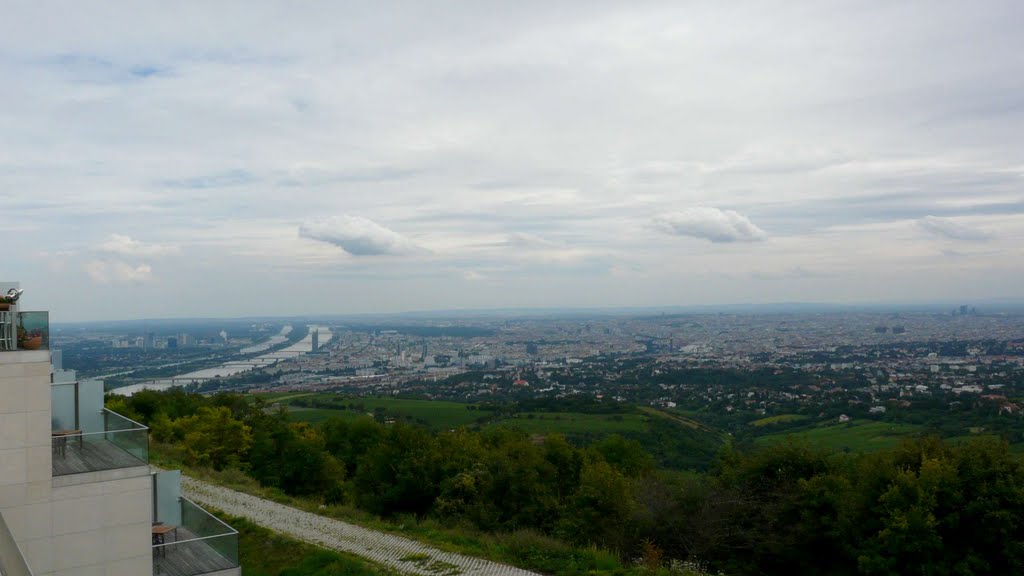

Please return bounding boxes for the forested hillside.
[111,389,1024,576]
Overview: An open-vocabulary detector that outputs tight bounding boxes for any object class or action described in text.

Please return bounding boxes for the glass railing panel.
[16,311,48,350]
[104,409,149,462]
[50,383,77,432]
[153,497,239,575]
[51,409,148,476]
[179,497,239,565]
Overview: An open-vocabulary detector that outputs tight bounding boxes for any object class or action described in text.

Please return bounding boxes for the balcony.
[51,380,149,477]
[16,311,48,351]
[153,472,240,576]
[0,310,48,352]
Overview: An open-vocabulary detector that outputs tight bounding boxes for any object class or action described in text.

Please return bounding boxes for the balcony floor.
[153,527,238,576]
[51,438,146,476]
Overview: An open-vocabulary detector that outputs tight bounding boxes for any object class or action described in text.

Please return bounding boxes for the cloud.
[97,234,179,257]
[160,170,257,189]
[654,208,768,243]
[917,216,991,241]
[299,216,419,256]
[505,233,560,249]
[84,260,153,284]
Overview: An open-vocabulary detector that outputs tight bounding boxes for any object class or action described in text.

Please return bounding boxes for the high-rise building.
[0,281,241,576]
[311,329,319,352]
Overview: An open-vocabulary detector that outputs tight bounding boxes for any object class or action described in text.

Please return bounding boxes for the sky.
[3,1,1024,322]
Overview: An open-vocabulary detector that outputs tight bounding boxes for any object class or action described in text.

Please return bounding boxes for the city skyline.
[4,2,1024,322]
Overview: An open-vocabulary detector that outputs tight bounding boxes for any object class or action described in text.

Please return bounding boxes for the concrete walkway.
[180,475,541,576]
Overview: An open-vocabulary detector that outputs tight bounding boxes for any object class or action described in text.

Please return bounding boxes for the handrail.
[54,426,147,439]
[50,407,150,475]
[152,532,235,549]
[102,408,150,430]
[50,408,149,438]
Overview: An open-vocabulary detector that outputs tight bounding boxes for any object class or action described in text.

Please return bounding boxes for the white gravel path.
[180,475,542,576]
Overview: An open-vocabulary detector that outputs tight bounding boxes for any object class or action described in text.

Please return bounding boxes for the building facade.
[0,282,240,576]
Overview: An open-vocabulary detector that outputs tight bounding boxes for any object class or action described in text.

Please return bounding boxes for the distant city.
[44,305,1023,440]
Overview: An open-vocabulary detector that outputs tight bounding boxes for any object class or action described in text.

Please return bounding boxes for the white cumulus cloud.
[654,207,767,243]
[84,260,153,284]
[299,216,419,256]
[918,216,991,242]
[97,234,179,257]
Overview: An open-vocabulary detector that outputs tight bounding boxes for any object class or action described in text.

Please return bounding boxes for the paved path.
[180,475,541,576]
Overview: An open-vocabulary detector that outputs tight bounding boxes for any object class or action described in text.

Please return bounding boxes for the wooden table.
[152,525,178,556]
[51,430,82,457]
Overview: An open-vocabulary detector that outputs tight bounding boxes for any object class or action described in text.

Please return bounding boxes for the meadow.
[749,414,809,427]
[497,412,649,435]
[284,396,486,428]
[753,419,923,452]
[264,393,712,446]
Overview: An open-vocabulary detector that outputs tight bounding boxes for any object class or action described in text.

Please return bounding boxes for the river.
[110,324,333,396]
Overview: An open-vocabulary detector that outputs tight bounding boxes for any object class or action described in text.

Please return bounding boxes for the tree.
[173,406,252,470]
[353,423,442,515]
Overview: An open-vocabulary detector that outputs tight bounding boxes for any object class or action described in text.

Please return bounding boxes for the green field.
[495,412,649,435]
[750,414,809,427]
[285,400,648,435]
[278,395,487,429]
[273,394,662,437]
[288,407,368,424]
[754,420,923,452]
[263,394,725,469]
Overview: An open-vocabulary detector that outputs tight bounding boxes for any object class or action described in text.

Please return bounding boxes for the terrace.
[153,471,241,576]
[0,282,48,353]
[51,380,149,478]
[0,310,49,352]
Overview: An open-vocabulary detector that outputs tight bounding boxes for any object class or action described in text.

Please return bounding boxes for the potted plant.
[0,288,22,311]
[17,326,43,350]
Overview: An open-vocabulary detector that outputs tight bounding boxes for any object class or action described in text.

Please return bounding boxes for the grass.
[274,395,486,429]
[288,407,367,424]
[254,392,317,404]
[749,414,809,427]
[288,403,652,436]
[227,514,399,576]
[278,394,688,439]
[638,407,711,431]
[158,452,634,576]
[754,420,923,452]
[399,554,462,576]
[496,412,649,435]
[280,395,724,470]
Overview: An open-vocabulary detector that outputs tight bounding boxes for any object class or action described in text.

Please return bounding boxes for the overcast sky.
[3,1,1023,321]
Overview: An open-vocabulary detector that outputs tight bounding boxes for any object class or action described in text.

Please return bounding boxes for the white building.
[0,282,241,576]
